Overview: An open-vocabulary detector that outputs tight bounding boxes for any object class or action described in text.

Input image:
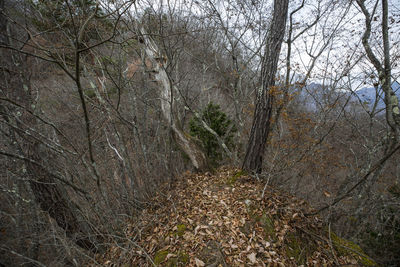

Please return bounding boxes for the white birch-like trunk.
[138,27,207,170]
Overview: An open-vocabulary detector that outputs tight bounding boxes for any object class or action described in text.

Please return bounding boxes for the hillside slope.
[96,168,375,266]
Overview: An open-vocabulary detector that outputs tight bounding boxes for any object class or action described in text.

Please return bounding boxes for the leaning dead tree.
[137,26,208,170]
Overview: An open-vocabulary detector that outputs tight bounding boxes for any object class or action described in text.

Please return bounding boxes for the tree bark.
[242,0,289,173]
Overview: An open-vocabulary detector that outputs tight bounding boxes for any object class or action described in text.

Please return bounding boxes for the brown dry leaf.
[247,252,257,263]
[195,258,205,267]
[194,225,200,235]
[166,253,177,259]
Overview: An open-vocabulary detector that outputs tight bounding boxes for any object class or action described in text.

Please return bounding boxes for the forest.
[0,0,399,266]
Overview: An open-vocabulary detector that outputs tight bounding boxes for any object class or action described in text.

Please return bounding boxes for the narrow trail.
[97,167,372,266]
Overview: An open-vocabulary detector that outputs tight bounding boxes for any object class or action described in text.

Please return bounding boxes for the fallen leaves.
[194,258,205,266]
[96,167,361,266]
[247,252,257,263]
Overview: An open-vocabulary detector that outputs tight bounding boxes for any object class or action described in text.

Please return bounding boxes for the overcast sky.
[128,0,399,91]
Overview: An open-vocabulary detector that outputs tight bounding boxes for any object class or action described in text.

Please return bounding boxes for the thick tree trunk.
[242,0,289,173]
[138,27,208,171]
[0,2,98,251]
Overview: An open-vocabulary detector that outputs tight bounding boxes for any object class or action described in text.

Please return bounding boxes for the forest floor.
[96,167,375,266]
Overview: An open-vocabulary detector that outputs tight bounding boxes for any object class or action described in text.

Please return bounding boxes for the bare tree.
[0,0,100,252]
[356,0,400,147]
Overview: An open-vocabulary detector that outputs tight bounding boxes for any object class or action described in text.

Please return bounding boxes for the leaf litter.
[95,167,365,266]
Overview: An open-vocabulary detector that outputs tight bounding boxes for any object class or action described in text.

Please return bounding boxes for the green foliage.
[189,102,236,166]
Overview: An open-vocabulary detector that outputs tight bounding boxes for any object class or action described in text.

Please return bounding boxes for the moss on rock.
[330,232,376,266]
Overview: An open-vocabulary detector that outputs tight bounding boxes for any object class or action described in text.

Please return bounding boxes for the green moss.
[227,170,247,185]
[234,169,247,177]
[166,258,178,267]
[154,250,169,265]
[285,232,315,265]
[246,208,276,240]
[259,213,275,239]
[84,89,96,98]
[227,176,238,185]
[176,224,186,237]
[330,232,376,266]
[165,252,190,267]
[177,252,189,264]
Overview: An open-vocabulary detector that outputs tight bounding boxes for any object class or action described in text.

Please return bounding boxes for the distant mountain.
[295,82,347,112]
[354,81,400,111]
[294,81,400,113]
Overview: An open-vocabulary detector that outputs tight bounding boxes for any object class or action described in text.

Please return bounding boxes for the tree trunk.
[26,144,98,251]
[0,1,98,251]
[137,27,208,171]
[356,0,400,146]
[242,0,289,173]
